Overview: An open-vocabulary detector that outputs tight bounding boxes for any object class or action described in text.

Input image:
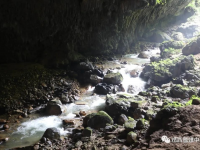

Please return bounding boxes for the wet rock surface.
[103,72,123,85]
[141,55,195,86]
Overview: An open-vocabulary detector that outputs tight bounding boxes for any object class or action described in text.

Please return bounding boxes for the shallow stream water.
[0,48,159,149]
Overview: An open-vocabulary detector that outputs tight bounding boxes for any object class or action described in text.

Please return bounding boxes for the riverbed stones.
[83,111,113,129]
[45,99,62,116]
[42,127,60,140]
[103,72,123,85]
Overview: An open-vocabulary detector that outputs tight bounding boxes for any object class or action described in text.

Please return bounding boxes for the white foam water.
[14,116,68,139]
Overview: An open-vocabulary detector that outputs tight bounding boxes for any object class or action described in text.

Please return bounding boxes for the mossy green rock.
[105,94,145,117]
[103,72,123,85]
[141,55,195,85]
[124,118,137,131]
[159,41,185,58]
[126,131,137,144]
[170,84,197,99]
[83,111,113,129]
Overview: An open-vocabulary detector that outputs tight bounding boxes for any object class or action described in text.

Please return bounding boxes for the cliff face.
[0,0,192,65]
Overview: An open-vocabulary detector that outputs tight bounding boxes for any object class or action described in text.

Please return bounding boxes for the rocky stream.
[0,1,200,150]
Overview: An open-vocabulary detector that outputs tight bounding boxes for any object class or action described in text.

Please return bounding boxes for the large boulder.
[103,72,123,85]
[45,99,63,116]
[105,93,146,117]
[173,69,200,86]
[95,83,114,95]
[90,75,103,85]
[159,41,185,58]
[76,61,94,72]
[170,84,197,99]
[83,111,113,129]
[42,127,60,140]
[141,55,195,86]
[182,35,200,55]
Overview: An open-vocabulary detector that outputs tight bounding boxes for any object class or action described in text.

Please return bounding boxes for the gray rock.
[136,119,146,129]
[83,111,113,129]
[182,35,200,55]
[78,61,94,71]
[82,127,92,137]
[95,83,114,95]
[138,52,149,59]
[170,84,197,99]
[103,72,123,85]
[45,99,62,115]
[90,74,103,84]
[105,94,145,117]
[118,114,128,125]
[42,128,60,140]
[126,132,137,144]
[141,55,195,86]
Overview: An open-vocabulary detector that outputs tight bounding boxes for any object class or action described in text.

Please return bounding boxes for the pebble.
[33,144,40,150]
[63,120,75,126]
[0,119,7,124]
[3,125,9,129]
[79,111,87,116]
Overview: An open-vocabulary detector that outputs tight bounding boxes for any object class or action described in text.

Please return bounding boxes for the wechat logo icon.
[161,135,170,143]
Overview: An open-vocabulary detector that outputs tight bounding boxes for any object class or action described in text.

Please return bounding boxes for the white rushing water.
[0,48,160,149]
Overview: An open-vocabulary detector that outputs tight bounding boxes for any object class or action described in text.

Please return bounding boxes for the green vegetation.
[150,56,183,78]
[163,101,185,109]
[156,0,167,5]
[125,117,137,129]
[96,111,113,123]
